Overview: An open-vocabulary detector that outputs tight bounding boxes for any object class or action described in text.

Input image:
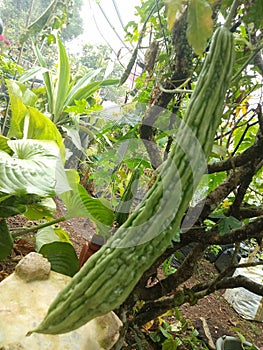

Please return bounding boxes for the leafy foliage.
[0,0,262,347]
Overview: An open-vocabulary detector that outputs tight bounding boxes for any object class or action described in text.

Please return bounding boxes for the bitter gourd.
[29,25,234,335]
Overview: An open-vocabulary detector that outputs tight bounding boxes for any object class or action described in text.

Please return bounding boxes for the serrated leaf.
[0,219,13,259]
[186,0,213,55]
[165,0,187,31]
[40,242,79,277]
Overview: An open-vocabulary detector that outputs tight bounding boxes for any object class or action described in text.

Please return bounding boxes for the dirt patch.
[180,260,263,348]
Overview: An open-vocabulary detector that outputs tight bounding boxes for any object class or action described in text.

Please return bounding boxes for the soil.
[1,200,263,349]
[180,260,263,349]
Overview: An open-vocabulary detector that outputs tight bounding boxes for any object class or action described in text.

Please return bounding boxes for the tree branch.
[207,137,263,174]
[134,270,263,327]
[130,216,263,306]
[139,12,192,169]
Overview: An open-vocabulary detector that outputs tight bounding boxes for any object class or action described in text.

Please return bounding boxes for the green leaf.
[0,135,12,154]
[162,338,179,350]
[0,219,13,259]
[115,165,140,225]
[53,226,72,244]
[7,85,65,160]
[24,198,57,220]
[100,79,119,87]
[53,36,70,123]
[34,45,54,114]
[6,79,37,107]
[66,82,101,107]
[19,0,58,44]
[18,66,49,84]
[243,0,263,29]
[39,242,79,277]
[186,0,213,55]
[218,215,243,236]
[0,201,26,218]
[60,170,115,231]
[65,69,101,105]
[36,226,61,252]
[26,107,65,160]
[35,226,72,252]
[165,0,187,31]
[159,325,172,339]
[0,139,70,196]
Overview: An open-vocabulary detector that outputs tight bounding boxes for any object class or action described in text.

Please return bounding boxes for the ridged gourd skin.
[29,25,234,335]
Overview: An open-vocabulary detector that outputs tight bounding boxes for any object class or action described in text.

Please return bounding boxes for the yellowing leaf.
[165,0,188,31]
[186,0,213,55]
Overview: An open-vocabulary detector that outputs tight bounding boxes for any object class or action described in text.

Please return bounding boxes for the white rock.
[0,256,122,350]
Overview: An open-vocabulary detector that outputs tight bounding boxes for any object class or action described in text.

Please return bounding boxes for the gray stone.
[15,252,51,282]
[0,255,122,350]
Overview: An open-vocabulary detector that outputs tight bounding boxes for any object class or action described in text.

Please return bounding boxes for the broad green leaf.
[36,226,72,252]
[53,36,70,123]
[36,226,61,252]
[27,107,65,160]
[0,219,13,259]
[24,198,57,220]
[60,170,114,230]
[0,139,70,196]
[6,82,30,139]
[40,242,79,277]
[165,0,187,31]
[208,172,227,190]
[186,0,213,55]
[6,79,37,107]
[7,85,65,160]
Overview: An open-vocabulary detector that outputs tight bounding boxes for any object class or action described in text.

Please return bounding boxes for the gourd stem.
[224,0,240,29]
[12,216,66,237]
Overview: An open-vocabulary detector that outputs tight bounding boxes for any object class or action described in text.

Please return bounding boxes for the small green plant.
[163,256,177,276]
[147,308,209,350]
[231,327,259,350]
